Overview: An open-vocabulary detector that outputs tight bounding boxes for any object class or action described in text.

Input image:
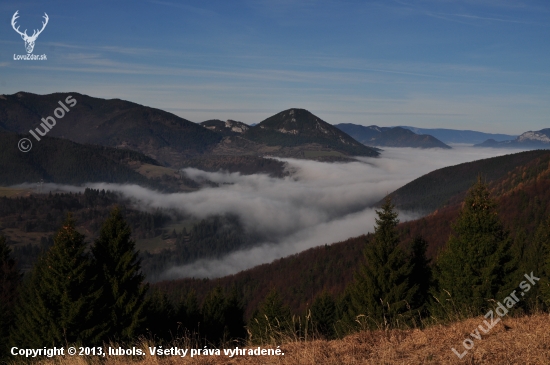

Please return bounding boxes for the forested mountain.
[154,149,550,317]
[0,92,222,166]
[335,124,451,149]
[399,126,516,144]
[1,93,380,169]
[0,131,189,191]
[384,149,550,213]
[0,189,173,271]
[200,119,250,136]
[178,155,288,177]
[243,109,379,157]
[475,128,550,149]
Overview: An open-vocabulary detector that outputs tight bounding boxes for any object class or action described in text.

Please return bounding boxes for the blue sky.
[1,0,548,134]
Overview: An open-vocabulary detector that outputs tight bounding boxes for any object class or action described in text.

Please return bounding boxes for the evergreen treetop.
[433,178,513,316]
[347,197,422,329]
[12,215,105,347]
[92,207,148,342]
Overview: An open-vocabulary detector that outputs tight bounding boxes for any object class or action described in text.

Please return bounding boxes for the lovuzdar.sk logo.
[11,10,48,61]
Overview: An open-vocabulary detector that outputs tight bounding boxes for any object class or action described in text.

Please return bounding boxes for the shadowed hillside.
[0,92,222,166]
[154,149,550,317]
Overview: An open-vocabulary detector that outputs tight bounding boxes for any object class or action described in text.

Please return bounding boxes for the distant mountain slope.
[384,149,550,213]
[200,119,250,136]
[0,92,222,167]
[179,155,287,178]
[399,126,516,144]
[336,124,450,149]
[244,109,379,157]
[0,131,191,191]
[475,129,550,149]
[154,149,550,317]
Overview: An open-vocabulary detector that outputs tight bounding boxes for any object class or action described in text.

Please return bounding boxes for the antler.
[29,13,49,40]
[11,10,28,38]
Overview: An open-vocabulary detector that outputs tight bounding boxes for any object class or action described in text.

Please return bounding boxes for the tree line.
[243,178,550,342]
[1,179,549,359]
[0,208,247,360]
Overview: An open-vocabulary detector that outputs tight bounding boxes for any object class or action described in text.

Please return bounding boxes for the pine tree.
[92,207,148,342]
[201,287,227,343]
[408,235,432,315]
[144,290,176,341]
[175,289,201,335]
[348,197,417,329]
[201,287,246,344]
[432,178,513,317]
[531,216,550,308]
[310,292,337,339]
[11,216,105,347]
[248,290,292,344]
[223,288,246,342]
[0,235,21,358]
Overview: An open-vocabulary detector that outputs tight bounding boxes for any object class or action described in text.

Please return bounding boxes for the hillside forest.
[1,149,550,360]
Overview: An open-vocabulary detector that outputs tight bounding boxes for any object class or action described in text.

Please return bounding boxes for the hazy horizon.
[1,1,549,134]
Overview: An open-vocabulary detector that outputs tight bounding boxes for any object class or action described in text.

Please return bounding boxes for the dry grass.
[26,313,550,365]
[0,186,32,198]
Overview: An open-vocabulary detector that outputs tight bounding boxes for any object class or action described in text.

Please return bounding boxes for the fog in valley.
[15,146,527,279]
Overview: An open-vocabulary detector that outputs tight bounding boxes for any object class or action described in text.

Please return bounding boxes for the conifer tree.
[408,235,432,314]
[92,207,148,342]
[201,287,246,344]
[201,287,227,343]
[145,290,176,341]
[348,197,417,329]
[432,178,512,316]
[531,217,550,307]
[11,216,104,347]
[0,235,21,357]
[248,290,292,344]
[176,289,201,334]
[310,292,337,339]
[223,288,246,341]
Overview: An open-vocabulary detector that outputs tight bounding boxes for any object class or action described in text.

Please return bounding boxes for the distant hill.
[399,126,516,144]
[336,124,450,149]
[243,109,379,157]
[0,92,222,167]
[475,128,550,149]
[0,131,193,191]
[200,119,250,136]
[0,94,378,166]
[384,149,550,213]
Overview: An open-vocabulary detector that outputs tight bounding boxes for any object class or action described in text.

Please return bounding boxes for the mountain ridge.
[335,123,451,149]
[244,109,379,157]
[399,126,517,144]
[475,128,550,149]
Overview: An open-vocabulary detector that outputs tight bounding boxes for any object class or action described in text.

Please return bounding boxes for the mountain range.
[475,128,550,149]
[0,93,379,166]
[335,124,451,149]
[399,126,517,144]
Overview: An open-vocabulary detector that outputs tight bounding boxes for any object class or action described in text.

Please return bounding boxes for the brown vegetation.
[30,313,550,365]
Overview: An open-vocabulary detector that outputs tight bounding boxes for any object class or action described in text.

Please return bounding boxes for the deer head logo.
[11,11,49,54]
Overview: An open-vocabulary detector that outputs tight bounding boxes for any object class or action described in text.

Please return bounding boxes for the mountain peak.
[245,109,379,157]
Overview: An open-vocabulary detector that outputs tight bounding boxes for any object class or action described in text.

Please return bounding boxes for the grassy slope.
[34,313,550,364]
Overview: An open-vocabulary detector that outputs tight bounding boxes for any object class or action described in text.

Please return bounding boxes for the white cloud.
[36,146,519,279]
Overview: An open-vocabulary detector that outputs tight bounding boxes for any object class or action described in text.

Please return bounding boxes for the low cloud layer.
[14,146,528,279]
